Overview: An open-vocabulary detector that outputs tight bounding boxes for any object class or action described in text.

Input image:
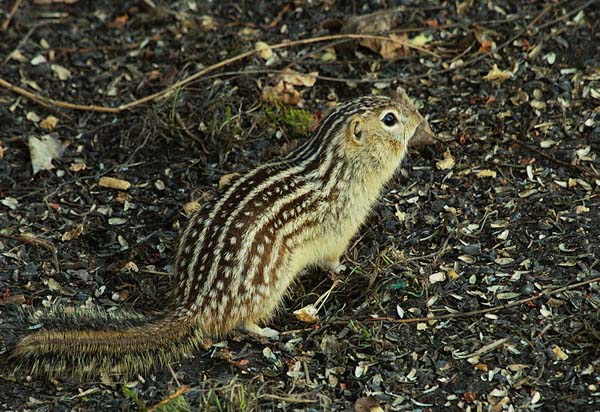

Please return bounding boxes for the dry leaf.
[62,224,83,241]
[436,149,455,170]
[281,69,318,87]
[551,344,569,360]
[99,176,131,191]
[262,80,301,106]
[40,115,59,131]
[121,261,139,273]
[69,162,86,172]
[293,304,319,323]
[28,134,64,174]
[366,33,410,61]
[116,192,130,203]
[340,12,408,61]
[446,268,460,279]
[483,64,515,84]
[342,10,396,37]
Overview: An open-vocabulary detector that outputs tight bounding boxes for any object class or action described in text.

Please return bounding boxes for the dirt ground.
[1,0,599,411]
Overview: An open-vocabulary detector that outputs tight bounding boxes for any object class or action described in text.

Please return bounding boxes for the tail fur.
[4,306,204,379]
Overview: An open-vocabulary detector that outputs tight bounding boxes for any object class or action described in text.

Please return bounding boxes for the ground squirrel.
[6,94,432,379]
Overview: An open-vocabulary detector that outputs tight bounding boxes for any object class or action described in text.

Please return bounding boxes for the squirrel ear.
[348,116,364,143]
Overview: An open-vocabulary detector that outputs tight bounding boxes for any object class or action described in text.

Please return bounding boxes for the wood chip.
[99,176,131,191]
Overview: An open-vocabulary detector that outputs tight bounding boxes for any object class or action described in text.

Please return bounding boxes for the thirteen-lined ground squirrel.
[6,94,432,379]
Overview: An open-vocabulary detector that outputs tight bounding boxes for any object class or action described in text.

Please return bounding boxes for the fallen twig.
[0,233,60,273]
[258,394,316,404]
[345,276,600,325]
[511,137,598,178]
[0,0,23,32]
[148,385,190,412]
[0,33,438,113]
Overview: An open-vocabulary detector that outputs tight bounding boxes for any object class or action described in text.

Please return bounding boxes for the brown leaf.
[69,162,86,172]
[281,69,318,87]
[464,391,477,403]
[293,304,319,324]
[483,64,516,84]
[339,10,397,57]
[436,149,455,170]
[341,10,396,37]
[40,115,59,131]
[361,33,410,61]
[262,80,301,106]
[61,224,83,241]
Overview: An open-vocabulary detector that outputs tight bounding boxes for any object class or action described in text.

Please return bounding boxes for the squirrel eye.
[382,112,397,127]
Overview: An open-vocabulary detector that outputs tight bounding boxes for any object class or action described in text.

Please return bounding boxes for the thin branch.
[0,233,60,274]
[0,0,23,32]
[340,276,600,325]
[0,33,438,113]
[148,385,190,412]
[258,394,316,404]
[511,137,598,178]
[537,0,598,30]
[2,0,596,113]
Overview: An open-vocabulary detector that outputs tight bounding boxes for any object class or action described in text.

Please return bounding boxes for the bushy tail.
[4,306,204,380]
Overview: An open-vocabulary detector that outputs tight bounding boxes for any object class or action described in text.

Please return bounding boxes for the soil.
[0,0,599,411]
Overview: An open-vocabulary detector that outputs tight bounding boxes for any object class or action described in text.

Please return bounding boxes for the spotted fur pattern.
[8,95,424,379]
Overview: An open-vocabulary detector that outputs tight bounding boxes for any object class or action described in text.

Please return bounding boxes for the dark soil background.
[1,0,599,411]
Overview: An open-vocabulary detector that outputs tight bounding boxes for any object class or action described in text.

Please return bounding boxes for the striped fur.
[8,95,426,379]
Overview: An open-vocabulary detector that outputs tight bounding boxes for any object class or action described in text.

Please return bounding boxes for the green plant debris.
[264,104,314,137]
[123,385,148,411]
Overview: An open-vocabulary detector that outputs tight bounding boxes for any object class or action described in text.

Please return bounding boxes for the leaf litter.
[0,0,599,411]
